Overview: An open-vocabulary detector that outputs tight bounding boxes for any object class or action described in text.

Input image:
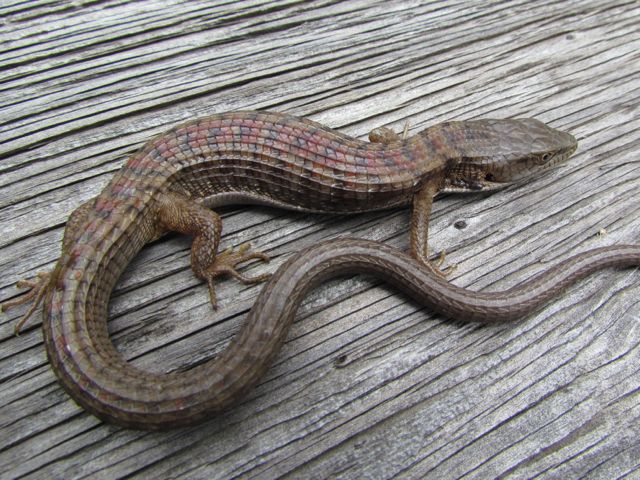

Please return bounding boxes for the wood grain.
[0,0,638,478]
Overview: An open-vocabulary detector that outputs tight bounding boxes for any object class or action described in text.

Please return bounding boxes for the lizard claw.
[431,250,457,278]
[203,243,271,308]
[1,271,52,335]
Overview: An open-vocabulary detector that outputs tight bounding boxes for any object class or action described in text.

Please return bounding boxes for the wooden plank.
[0,0,638,478]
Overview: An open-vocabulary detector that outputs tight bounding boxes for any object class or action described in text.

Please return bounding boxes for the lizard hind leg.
[155,193,270,309]
[202,243,270,308]
[2,198,97,335]
[2,271,52,335]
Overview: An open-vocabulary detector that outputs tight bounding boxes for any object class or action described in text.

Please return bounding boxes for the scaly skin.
[1,110,581,429]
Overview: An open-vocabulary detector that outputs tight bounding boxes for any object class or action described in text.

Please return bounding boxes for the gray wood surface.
[1,1,639,478]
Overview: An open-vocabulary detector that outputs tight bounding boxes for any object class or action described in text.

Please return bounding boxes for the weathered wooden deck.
[1,1,639,478]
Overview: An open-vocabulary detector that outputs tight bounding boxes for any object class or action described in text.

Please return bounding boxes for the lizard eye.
[484,172,495,182]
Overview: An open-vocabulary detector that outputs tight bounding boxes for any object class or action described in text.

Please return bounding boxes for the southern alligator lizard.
[2,110,584,429]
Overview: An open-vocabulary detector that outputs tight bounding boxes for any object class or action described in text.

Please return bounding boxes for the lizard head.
[440,118,578,193]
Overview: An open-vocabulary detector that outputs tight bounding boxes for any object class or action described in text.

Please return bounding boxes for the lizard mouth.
[442,167,511,193]
[442,149,570,193]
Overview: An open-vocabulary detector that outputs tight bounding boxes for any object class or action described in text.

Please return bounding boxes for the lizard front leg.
[410,182,455,276]
[368,122,409,144]
[155,193,270,308]
[368,126,453,275]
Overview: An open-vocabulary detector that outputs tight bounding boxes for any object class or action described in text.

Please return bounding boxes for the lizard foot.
[432,250,457,278]
[1,271,52,335]
[368,121,410,144]
[204,243,271,308]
